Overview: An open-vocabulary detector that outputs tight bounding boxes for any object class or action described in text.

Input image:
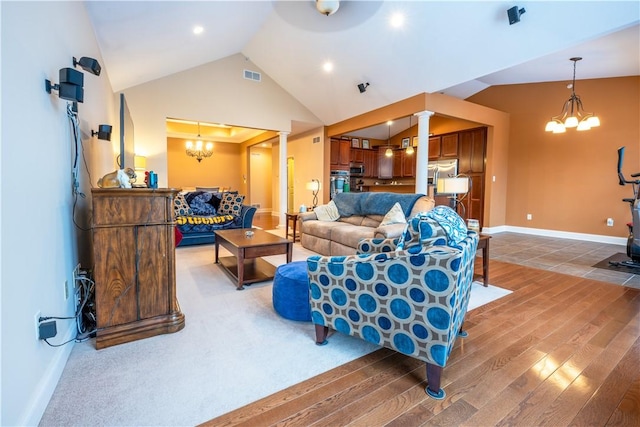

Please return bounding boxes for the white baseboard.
[482,225,626,246]
[24,323,76,426]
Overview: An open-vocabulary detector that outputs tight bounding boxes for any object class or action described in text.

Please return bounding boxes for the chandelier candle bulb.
[545,57,600,133]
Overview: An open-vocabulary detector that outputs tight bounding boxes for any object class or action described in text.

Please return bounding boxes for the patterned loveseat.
[306,206,478,399]
[174,190,256,246]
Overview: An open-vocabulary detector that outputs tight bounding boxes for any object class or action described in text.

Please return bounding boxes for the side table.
[284,212,300,242]
[477,234,491,287]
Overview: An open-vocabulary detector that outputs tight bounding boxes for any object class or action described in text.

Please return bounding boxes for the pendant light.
[405,115,414,155]
[385,121,393,158]
[545,57,600,133]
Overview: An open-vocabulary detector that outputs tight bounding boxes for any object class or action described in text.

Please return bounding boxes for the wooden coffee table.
[214,228,293,290]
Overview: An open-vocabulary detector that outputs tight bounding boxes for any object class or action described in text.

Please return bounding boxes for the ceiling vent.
[243,69,261,82]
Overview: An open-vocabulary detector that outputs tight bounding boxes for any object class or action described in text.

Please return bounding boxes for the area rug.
[592,252,640,274]
[39,238,511,426]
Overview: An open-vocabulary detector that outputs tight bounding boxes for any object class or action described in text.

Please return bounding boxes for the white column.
[414,110,434,195]
[278,131,289,228]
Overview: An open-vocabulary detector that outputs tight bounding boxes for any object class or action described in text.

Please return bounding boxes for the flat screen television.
[117,93,135,170]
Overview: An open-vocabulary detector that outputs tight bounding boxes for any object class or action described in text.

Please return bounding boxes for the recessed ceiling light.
[390,13,404,28]
[323,61,334,72]
[193,26,204,35]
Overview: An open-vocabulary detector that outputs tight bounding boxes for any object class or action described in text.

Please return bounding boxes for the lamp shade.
[306,180,321,191]
[134,155,147,170]
[437,177,469,194]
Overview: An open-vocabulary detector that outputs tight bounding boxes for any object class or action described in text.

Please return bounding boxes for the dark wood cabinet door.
[464,174,484,227]
[441,133,459,158]
[392,150,402,177]
[459,128,486,174]
[351,148,364,163]
[363,150,376,178]
[428,136,441,159]
[402,150,416,177]
[339,140,351,166]
[137,226,170,318]
[93,227,138,328]
[378,148,392,179]
[330,139,340,165]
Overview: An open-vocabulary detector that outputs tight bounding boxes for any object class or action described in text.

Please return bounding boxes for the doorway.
[287,157,294,212]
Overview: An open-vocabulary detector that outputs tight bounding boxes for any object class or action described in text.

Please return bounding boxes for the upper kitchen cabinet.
[458,127,486,174]
[330,138,351,169]
[428,133,458,159]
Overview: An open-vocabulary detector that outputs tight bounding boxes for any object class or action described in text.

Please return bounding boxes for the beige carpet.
[38,234,510,426]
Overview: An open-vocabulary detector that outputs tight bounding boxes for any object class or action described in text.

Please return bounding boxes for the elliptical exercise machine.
[610,146,640,268]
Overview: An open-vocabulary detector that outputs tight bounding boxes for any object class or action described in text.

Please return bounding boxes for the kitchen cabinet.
[350,148,364,163]
[458,127,486,174]
[378,148,393,179]
[330,138,351,169]
[392,149,402,177]
[428,136,441,159]
[392,149,416,178]
[91,188,184,349]
[457,127,486,227]
[402,149,416,177]
[363,149,376,178]
[464,174,484,226]
[441,134,459,157]
[428,134,458,159]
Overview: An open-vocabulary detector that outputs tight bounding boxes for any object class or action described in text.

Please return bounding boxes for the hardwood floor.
[202,259,640,427]
[253,212,279,230]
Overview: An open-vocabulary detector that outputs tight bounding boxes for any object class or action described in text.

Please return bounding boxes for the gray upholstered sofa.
[299,192,435,256]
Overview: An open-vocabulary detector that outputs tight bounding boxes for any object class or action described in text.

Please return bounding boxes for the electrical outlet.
[527,213,532,220]
[607,218,614,226]
[73,263,81,283]
[34,311,41,339]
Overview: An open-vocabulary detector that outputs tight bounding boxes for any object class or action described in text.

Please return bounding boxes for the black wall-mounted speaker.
[58,83,84,103]
[507,6,526,25]
[59,67,84,87]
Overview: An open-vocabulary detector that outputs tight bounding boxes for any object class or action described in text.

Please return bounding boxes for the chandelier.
[185,122,213,162]
[545,57,600,133]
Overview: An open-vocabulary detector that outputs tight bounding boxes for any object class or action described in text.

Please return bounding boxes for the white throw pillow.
[379,202,407,226]
[315,200,340,221]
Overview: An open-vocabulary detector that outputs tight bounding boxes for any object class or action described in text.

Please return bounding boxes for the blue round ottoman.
[272,261,312,322]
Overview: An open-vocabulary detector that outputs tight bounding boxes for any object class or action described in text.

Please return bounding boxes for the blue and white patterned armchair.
[306,207,479,399]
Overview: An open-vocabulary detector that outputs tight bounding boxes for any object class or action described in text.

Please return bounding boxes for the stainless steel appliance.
[349,163,365,177]
[350,176,365,192]
[330,170,350,199]
[428,159,458,185]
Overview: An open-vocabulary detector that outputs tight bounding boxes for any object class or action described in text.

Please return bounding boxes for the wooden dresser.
[91,188,185,349]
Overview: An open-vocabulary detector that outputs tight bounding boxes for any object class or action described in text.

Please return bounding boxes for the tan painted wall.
[121,53,322,188]
[167,137,242,191]
[249,145,273,210]
[468,76,640,238]
[287,129,326,209]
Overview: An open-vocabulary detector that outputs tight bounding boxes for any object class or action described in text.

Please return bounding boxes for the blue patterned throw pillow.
[188,192,217,215]
[174,193,194,218]
[218,193,245,216]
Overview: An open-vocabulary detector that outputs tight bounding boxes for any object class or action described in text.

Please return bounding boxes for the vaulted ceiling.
[86,1,639,137]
